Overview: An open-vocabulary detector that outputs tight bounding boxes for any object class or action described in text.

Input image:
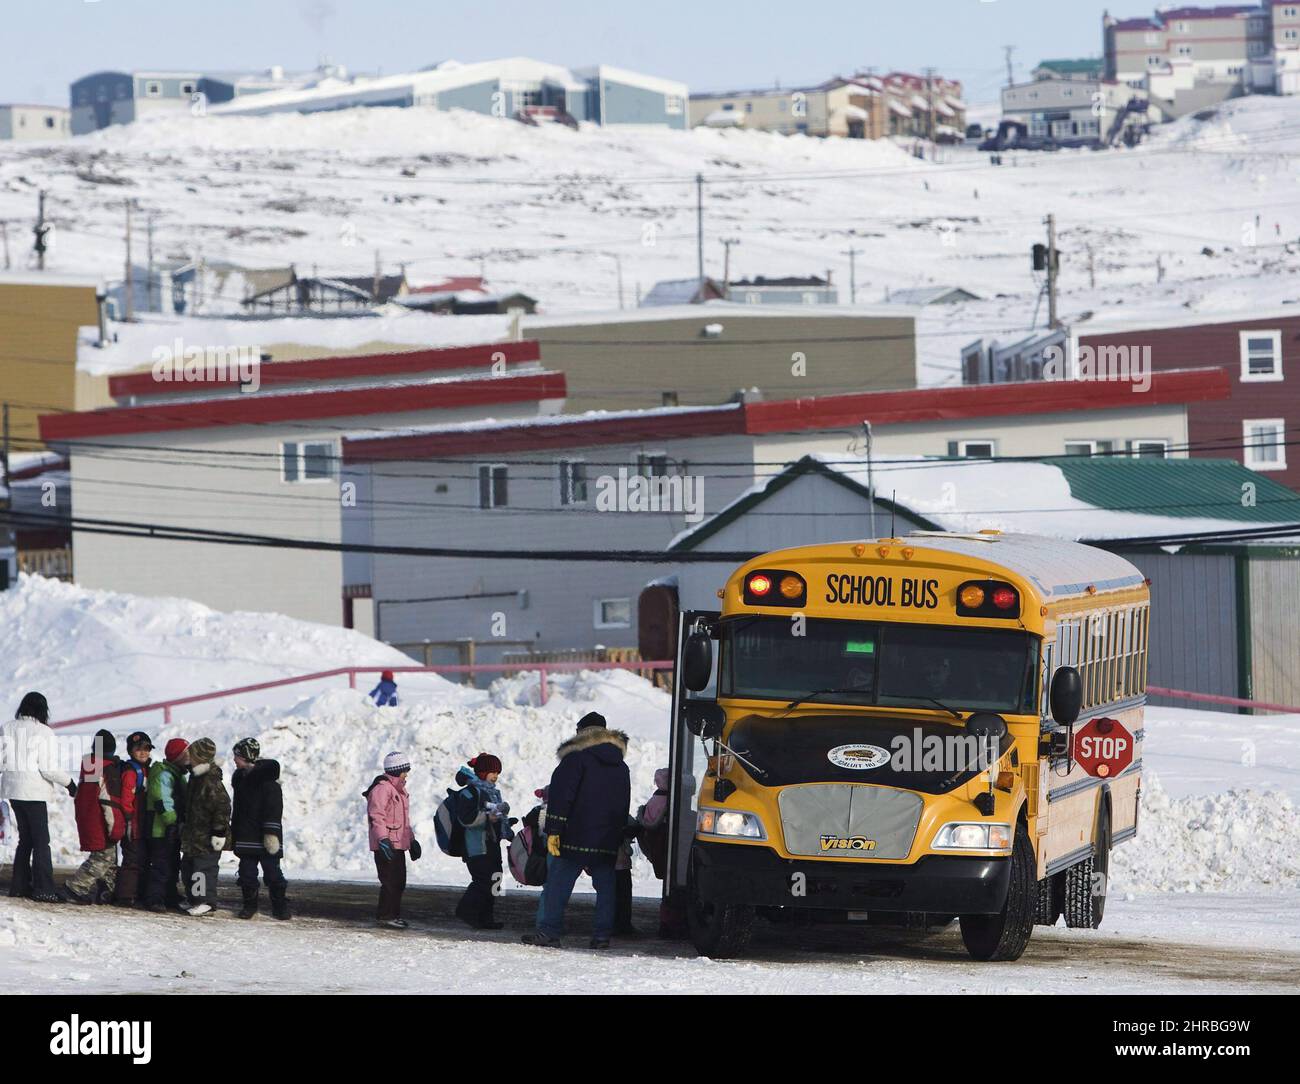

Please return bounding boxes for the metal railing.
[50,660,676,730]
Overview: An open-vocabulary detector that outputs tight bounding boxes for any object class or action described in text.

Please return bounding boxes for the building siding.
[1247,552,1300,704]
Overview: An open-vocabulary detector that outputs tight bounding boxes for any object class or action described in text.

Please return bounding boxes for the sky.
[5,0,1122,107]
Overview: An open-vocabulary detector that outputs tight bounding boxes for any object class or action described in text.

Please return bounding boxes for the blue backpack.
[433,789,466,857]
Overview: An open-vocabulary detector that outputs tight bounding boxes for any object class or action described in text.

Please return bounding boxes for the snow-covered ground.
[2,574,1298,991]
[3,95,1299,380]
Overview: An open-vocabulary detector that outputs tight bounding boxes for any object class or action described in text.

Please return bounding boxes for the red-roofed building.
[341,369,1228,659]
[37,344,566,627]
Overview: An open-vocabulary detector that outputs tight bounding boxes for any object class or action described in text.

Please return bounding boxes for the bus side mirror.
[1050,667,1082,726]
[682,630,714,691]
[684,701,725,739]
[965,712,1007,741]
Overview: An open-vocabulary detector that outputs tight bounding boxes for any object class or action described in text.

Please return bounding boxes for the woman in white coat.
[0,692,74,902]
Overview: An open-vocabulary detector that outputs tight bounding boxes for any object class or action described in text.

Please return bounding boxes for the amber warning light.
[956,580,1020,618]
[743,569,806,607]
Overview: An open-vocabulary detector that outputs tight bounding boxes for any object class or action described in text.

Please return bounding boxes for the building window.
[281,440,335,482]
[557,459,588,506]
[636,451,670,478]
[594,598,632,629]
[1128,439,1168,458]
[665,95,683,114]
[145,81,162,98]
[180,82,195,95]
[1243,419,1287,471]
[1240,330,1283,381]
[1065,440,1115,457]
[477,464,508,509]
[954,439,996,458]
[44,115,55,128]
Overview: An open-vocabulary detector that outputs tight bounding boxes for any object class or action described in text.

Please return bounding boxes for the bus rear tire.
[688,889,755,959]
[959,823,1036,962]
[1064,802,1110,929]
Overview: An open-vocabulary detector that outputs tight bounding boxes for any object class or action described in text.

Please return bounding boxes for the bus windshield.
[721,616,1039,715]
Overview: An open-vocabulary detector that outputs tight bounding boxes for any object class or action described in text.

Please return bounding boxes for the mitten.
[547,834,562,857]
[263,834,280,856]
[409,839,422,862]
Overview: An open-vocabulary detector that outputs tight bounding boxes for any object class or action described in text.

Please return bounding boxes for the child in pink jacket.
[363,751,421,929]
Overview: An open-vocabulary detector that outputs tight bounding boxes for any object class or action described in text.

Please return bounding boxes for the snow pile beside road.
[1112,772,1300,894]
[0,573,417,723]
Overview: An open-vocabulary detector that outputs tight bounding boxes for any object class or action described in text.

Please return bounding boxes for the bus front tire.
[688,891,755,959]
[959,823,1036,962]
[1064,801,1110,930]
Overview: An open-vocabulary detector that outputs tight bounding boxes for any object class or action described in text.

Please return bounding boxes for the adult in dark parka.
[523,712,631,949]
[230,738,290,920]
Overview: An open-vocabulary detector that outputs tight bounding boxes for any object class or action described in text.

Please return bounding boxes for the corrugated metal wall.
[1123,551,1238,706]
[1247,556,1300,706]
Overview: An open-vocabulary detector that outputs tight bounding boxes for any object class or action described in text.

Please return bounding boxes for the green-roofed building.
[669,455,1300,711]
[1033,58,1106,82]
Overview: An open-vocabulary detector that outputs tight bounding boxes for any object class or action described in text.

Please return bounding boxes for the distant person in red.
[368,671,399,707]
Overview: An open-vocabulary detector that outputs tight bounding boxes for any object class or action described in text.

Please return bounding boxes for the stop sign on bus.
[1073,717,1134,778]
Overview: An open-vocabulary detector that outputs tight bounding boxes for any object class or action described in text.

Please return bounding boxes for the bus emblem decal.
[820,835,878,852]
[827,744,890,770]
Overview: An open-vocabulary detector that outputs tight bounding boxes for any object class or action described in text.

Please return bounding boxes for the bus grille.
[777,784,923,861]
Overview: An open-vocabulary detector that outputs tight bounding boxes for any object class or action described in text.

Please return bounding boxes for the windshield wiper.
[882,693,962,718]
[778,684,873,716]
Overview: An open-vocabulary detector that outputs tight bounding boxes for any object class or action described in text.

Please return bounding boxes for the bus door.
[664,609,720,902]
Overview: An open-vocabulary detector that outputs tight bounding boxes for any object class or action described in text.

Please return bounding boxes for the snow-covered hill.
[3,96,1299,335]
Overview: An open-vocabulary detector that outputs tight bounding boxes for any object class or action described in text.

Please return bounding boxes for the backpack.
[433,789,467,857]
[507,805,549,886]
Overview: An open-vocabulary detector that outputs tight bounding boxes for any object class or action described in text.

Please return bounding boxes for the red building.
[1077,310,1298,489]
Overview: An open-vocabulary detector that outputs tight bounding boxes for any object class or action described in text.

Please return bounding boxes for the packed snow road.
[2,874,1296,995]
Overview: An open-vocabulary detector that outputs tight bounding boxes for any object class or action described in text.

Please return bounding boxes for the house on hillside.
[400,277,538,314]
[241,270,408,314]
[727,275,839,306]
[0,104,70,141]
[640,278,726,307]
[890,286,981,306]
[668,454,1300,708]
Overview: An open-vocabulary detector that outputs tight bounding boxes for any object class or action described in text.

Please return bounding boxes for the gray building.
[210,57,688,129]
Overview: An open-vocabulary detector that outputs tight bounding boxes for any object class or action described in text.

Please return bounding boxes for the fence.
[50,660,676,730]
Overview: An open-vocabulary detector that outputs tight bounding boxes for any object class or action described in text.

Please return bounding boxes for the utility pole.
[1045,213,1059,329]
[1087,244,1096,289]
[145,213,156,313]
[123,199,134,322]
[372,248,381,304]
[720,237,740,294]
[695,172,704,284]
[841,244,861,303]
[1003,45,1016,88]
[923,67,936,142]
[33,191,49,271]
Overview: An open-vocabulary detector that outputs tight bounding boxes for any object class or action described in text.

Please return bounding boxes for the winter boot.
[238,887,258,920]
[269,883,291,921]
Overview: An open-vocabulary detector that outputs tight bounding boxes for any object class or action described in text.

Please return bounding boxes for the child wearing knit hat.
[363,751,418,928]
[451,752,516,931]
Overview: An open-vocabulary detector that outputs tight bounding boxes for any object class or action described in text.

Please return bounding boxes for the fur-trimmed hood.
[556,726,629,762]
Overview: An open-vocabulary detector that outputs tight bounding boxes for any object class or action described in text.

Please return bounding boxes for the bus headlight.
[932,822,1012,851]
[697,808,766,839]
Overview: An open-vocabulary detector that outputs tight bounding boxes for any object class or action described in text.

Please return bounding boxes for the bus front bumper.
[692,840,1011,915]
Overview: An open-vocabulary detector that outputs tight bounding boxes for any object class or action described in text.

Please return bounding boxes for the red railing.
[48,670,1297,731]
[49,661,676,730]
[1146,685,1300,714]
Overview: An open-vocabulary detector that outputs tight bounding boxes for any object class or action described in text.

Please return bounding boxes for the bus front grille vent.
[777,784,922,861]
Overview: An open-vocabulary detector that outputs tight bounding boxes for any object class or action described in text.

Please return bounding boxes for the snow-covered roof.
[889,99,912,117]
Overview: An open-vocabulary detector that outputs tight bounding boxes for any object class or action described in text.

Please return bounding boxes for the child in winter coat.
[64,730,130,903]
[112,732,153,906]
[452,752,515,931]
[365,751,419,929]
[178,737,230,917]
[368,671,399,707]
[230,737,290,921]
[0,692,76,903]
[143,738,189,912]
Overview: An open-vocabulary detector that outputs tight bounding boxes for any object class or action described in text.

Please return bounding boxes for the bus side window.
[1040,640,1054,722]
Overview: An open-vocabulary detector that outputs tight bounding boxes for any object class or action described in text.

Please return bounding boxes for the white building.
[0,104,70,141]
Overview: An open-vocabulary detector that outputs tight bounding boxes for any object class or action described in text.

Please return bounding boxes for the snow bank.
[1112,772,1300,894]
[0,573,419,724]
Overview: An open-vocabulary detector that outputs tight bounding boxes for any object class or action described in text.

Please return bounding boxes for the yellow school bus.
[668,531,1148,960]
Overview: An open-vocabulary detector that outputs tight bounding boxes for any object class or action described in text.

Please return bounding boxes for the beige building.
[524,304,918,412]
[0,104,70,141]
[690,72,965,141]
[0,273,103,447]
